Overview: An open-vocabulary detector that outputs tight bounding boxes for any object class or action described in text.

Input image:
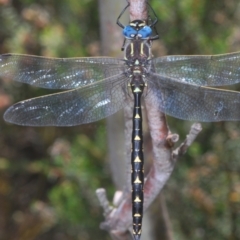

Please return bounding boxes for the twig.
[96,188,113,217]
[173,123,202,159]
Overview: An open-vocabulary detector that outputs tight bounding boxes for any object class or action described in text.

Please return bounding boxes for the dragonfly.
[2,3,240,240]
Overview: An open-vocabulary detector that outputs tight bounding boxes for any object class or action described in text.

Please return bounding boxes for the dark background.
[0,0,240,239]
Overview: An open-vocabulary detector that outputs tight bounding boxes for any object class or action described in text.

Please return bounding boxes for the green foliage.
[47,126,110,239]
[152,0,235,54]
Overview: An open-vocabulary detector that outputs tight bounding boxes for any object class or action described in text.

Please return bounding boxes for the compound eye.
[138,26,152,39]
[123,25,137,38]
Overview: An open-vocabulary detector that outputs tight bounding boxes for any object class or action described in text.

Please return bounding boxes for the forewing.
[153,52,240,86]
[4,74,128,126]
[146,73,240,122]
[0,54,124,89]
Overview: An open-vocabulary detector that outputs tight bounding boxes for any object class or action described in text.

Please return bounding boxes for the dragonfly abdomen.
[130,81,144,240]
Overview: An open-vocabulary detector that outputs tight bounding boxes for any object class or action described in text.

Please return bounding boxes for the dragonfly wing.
[0,54,124,89]
[147,73,240,122]
[4,74,128,126]
[152,52,240,86]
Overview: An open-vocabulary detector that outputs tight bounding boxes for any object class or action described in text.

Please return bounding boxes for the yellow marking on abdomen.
[134,213,141,217]
[134,156,141,162]
[133,87,142,92]
[134,196,142,202]
[134,135,141,140]
[134,176,142,184]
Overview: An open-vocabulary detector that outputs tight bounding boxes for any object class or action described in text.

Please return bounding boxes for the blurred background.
[0,0,240,239]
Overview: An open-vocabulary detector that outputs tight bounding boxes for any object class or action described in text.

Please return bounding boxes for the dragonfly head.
[123,20,152,39]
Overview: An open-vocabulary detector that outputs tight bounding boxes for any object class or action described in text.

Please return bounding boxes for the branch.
[143,96,202,212]
[129,0,148,21]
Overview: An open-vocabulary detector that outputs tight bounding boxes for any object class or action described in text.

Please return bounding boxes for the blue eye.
[123,26,137,38]
[138,26,152,38]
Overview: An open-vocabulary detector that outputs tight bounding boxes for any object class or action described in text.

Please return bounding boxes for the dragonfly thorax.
[124,39,152,60]
[124,39,152,80]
